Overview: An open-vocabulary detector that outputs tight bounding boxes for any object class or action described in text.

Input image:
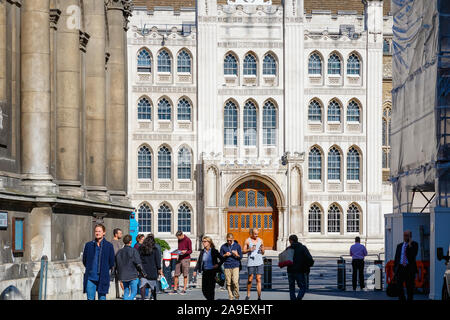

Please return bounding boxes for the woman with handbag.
[193,236,224,300]
[138,234,163,300]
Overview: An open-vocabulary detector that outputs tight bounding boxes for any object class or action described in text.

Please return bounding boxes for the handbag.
[215,270,225,287]
[160,276,169,290]
[278,247,294,268]
[386,277,401,297]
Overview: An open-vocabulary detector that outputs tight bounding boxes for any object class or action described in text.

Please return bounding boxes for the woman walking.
[193,236,224,300]
[138,234,163,300]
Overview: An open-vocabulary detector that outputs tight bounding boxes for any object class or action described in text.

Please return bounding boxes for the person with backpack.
[115,234,147,300]
[286,234,314,300]
[219,233,243,300]
[138,234,163,300]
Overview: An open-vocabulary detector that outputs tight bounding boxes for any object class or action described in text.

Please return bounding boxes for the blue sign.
[129,212,139,247]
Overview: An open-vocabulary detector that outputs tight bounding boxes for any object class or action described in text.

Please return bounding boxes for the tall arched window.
[308,53,322,75]
[308,147,322,180]
[328,147,341,180]
[138,97,152,120]
[328,53,341,75]
[328,100,341,122]
[347,203,360,233]
[158,204,171,233]
[328,204,341,233]
[347,147,360,181]
[308,99,322,121]
[263,101,276,146]
[157,49,171,73]
[243,53,257,76]
[138,204,152,232]
[158,98,171,120]
[177,98,191,121]
[383,38,391,54]
[158,146,171,179]
[224,53,238,76]
[263,54,277,75]
[347,100,360,122]
[244,101,257,146]
[138,146,151,179]
[178,204,191,233]
[383,107,392,170]
[309,204,322,233]
[177,147,191,180]
[347,53,361,75]
[177,50,191,73]
[224,101,238,146]
[137,49,151,73]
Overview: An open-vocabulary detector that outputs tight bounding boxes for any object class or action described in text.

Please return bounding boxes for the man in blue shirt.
[220,233,243,300]
[82,224,115,300]
[349,236,368,291]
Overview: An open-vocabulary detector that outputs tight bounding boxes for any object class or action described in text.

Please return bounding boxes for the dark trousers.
[288,272,307,300]
[397,265,415,301]
[352,259,365,290]
[201,269,217,301]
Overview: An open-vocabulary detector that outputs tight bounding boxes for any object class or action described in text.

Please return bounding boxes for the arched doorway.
[226,180,278,250]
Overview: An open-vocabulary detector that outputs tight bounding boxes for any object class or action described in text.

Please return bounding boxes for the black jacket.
[394,241,418,275]
[139,246,162,280]
[194,248,224,273]
[115,245,144,281]
[287,242,314,274]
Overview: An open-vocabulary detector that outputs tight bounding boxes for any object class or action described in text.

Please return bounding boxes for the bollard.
[374,260,383,291]
[263,258,272,290]
[337,258,346,291]
[189,258,198,289]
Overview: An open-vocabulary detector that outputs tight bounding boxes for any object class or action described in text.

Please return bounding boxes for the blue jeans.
[86,279,106,300]
[123,278,139,300]
[288,273,307,301]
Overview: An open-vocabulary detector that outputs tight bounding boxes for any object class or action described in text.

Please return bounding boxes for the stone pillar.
[28,207,52,262]
[277,206,287,250]
[105,0,126,197]
[0,0,5,102]
[84,0,107,200]
[55,0,83,196]
[289,166,303,234]
[20,0,55,193]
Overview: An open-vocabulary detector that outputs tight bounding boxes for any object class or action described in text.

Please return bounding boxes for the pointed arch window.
[138,97,152,120]
[347,147,360,181]
[263,101,276,145]
[328,147,341,180]
[157,50,171,73]
[177,50,191,73]
[178,204,191,233]
[347,100,360,122]
[178,147,191,180]
[243,54,257,76]
[263,54,277,75]
[309,204,322,233]
[158,98,171,120]
[328,53,341,75]
[224,54,238,76]
[308,147,322,180]
[158,146,171,179]
[347,204,360,233]
[308,53,322,75]
[328,204,341,233]
[177,98,191,121]
[308,99,322,121]
[137,49,151,73]
[244,101,257,146]
[138,146,151,179]
[347,54,361,75]
[224,101,238,146]
[328,100,341,122]
[158,204,172,233]
[138,204,152,233]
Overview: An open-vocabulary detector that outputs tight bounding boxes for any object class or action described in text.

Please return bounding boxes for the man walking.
[115,234,146,300]
[82,224,115,300]
[111,228,124,298]
[394,230,418,301]
[243,228,264,300]
[350,236,368,291]
[287,235,314,300]
[169,231,192,295]
[220,233,243,300]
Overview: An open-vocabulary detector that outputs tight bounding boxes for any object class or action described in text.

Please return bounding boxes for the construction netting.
[391,0,450,210]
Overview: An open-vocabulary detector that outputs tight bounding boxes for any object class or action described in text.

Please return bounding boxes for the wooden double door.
[227,212,276,250]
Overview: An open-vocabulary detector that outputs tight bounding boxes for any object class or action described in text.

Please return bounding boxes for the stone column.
[84,0,107,200]
[20,0,55,193]
[0,0,5,102]
[54,0,81,195]
[105,0,127,197]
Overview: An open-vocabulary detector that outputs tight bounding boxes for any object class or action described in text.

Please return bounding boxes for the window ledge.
[138,119,152,122]
[309,180,322,183]
[308,74,322,78]
[347,74,361,78]
[243,74,257,78]
[347,180,361,184]
[328,74,342,78]
[177,120,192,124]
[177,72,192,75]
[308,120,322,124]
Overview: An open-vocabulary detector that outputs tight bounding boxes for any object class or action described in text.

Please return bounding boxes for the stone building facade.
[0,0,132,299]
[127,0,393,253]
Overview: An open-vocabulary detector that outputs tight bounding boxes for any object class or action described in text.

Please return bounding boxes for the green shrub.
[155,238,171,253]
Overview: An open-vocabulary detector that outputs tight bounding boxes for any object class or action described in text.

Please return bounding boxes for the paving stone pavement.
[122,255,429,301]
